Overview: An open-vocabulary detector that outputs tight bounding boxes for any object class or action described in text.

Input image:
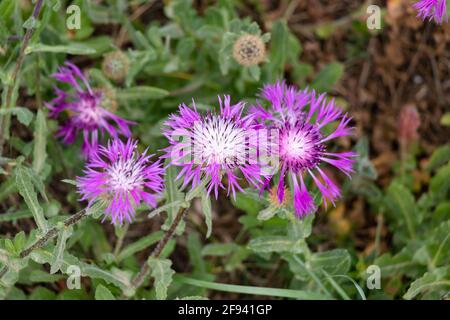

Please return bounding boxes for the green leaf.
[201,243,238,257]
[32,109,47,174]
[427,145,450,171]
[265,21,288,82]
[176,276,330,300]
[428,220,450,267]
[232,190,264,215]
[0,107,34,126]
[29,287,56,300]
[201,194,213,238]
[257,206,278,221]
[28,270,65,283]
[148,257,175,300]
[385,182,418,239]
[95,284,116,300]
[430,163,450,197]
[13,231,26,252]
[248,236,301,254]
[117,86,169,101]
[0,209,33,222]
[404,267,450,300]
[14,165,48,233]
[310,249,351,275]
[148,200,188,218]
[30,247,132,292]
[374,247,417,277]
[25,43,96,55]
[284,249,351,281]
[50,226,73,274]
[162,160,184,229]
[117,231,163,262]
[311,62,344,93]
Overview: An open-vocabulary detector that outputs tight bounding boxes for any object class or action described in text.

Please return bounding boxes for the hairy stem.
[0,0,45,155]
[130,207,190,291]
[0,208,88,281]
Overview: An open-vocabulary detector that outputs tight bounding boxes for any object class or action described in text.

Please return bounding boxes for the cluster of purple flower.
[47,63,356,225]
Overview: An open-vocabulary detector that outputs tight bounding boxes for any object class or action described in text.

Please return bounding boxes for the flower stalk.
[0,208,88,282]
[130,206,190,291]
[0,0,45,155]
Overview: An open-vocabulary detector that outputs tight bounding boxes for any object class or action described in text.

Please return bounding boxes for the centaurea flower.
[251,82,357,218]
[77,139,164,225]
[46,62,134,157]
[163,96,264,198]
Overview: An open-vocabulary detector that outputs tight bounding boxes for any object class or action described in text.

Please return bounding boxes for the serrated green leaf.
[50,226,73,274]
[148,257,175,300]
[14,165,48,233]
[404,267,450,300]
[385,182,418,239]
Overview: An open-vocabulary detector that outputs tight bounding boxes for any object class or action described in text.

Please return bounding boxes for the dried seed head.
[102,51,130,81]
[268,186,291,208]
[232,34,266,67]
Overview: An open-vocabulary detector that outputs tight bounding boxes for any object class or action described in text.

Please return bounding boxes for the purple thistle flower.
[251,81,357,218]
[76,139,164,225]
[46,62,135,158]
[413,0,448,24]
[163,96,264,199]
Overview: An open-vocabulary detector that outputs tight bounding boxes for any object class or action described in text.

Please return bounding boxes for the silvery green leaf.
[257,206,278,221]
[50,226,73,274]
[61,179,77,186]
[14,165,48,233]
[117,86,169,101]
[200,194,212,238]
[25,43,96,55]
[248,236,302,254]
[148,257,175,300]
[148,200,187,218]
[32,109,47,175]
[86,201,106,219]
[0,107,34,126]
[117,231,163,262]
[162,160,184,229]
[201,243,237,257]
[404,267,450,300]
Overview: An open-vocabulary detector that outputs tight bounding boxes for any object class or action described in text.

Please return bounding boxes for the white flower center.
[107,157,144,192]
[192,116,247,166]
[280,129,314,160]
